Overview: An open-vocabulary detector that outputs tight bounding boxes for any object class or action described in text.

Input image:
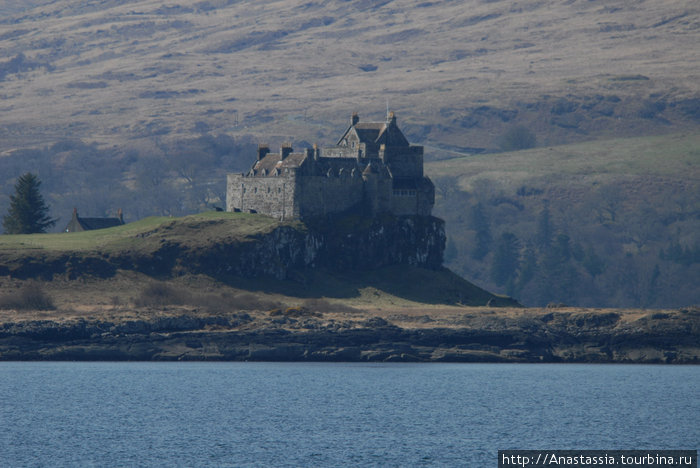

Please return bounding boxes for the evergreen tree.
[535,205,552,249]
[469,202,492,260]
[2,173,56,234]
[490,232,520,294]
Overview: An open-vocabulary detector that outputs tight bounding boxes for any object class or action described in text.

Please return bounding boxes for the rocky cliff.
[0,213,446,281]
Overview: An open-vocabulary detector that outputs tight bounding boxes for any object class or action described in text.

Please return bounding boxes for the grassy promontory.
[0,213,697,363]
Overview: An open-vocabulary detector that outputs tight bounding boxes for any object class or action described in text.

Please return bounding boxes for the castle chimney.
[313,143,319,160]
[117,208,124,224]
[280,143,293,160]
[257,144,270,161]
[351,112,359,126]
[387,111,396,125]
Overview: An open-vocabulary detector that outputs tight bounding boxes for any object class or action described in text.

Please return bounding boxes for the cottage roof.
[76,217,123,230]
[64,208,124,233]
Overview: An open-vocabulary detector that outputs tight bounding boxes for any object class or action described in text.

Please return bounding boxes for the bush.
[498,126,536,151]
[134,283,282,312]
[134,282,190,307]
[0,282,55,310]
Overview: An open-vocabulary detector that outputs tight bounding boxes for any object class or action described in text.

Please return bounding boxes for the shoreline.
[2,306,697,364]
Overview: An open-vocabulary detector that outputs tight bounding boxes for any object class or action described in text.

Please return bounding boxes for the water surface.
[1,363,697,466]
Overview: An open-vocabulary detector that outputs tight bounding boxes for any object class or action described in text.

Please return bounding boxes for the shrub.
[498,126,536,151]
[0,282,55,310]
[134,282,283,312]
[134,282,190,307]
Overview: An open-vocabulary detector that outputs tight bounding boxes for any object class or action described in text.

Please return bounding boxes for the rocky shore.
[2,306,697,363]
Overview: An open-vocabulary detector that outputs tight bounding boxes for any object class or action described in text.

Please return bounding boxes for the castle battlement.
[226,112,434,220]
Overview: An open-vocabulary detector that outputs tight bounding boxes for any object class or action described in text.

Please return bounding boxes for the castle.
[226,112,434,220]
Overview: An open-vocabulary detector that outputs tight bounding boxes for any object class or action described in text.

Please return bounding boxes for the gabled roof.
[76,217,123,230]
[336,113,410,148]
[64,208,124,232]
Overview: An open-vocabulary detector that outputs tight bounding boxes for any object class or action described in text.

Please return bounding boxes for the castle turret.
[351,112,359,126]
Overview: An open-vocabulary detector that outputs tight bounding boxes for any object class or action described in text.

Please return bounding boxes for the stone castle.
[226,112,434,220]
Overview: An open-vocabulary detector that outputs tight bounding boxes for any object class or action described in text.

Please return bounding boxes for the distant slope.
[427,132,700,308]
[0,0,698,152]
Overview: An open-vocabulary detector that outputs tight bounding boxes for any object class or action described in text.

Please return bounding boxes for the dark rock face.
[314,215,445,271]
[174,215,445,279]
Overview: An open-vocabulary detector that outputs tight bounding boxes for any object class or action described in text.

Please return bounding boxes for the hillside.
[0,211,507,306]
[0,0,698,310]
[0,0,698,153]
[428,132,700,308]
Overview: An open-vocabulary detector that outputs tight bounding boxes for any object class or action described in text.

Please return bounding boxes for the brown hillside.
[0,0,698,153]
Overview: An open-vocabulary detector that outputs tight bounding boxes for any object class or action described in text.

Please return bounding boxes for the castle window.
[267,187,271,193]
[278,187,281,193]
[254,187,258,193]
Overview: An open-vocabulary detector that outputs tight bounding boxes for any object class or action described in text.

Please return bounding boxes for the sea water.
[0,363,697,467]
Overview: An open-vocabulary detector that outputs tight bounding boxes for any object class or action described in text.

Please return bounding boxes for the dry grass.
[0,281,55,311]
[0,0,697,152]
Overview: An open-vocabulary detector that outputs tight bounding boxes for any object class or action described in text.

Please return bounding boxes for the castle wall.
[227,174,298,220]
[383,146,424,178]
[297,174,365,218]
[391,190,420,216]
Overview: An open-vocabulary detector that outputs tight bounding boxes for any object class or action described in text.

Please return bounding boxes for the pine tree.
[469,202,492,260]
[535,205,552,249]
[2,173,56,234]
[490,232,520,291]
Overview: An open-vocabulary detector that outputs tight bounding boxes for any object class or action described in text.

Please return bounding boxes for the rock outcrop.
[0,214,446,281]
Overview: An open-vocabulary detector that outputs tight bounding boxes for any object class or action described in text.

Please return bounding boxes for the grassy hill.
[0,211,507,309]
[428,132,700,308]
[0,211,280,252]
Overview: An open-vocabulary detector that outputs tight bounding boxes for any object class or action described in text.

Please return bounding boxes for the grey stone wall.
[227,174,298,220]
[296,174,365,219]
[382,146,424,178]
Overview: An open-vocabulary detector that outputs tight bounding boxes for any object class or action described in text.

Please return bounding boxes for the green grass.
[426,132,700,189]
[0,211,280,253]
